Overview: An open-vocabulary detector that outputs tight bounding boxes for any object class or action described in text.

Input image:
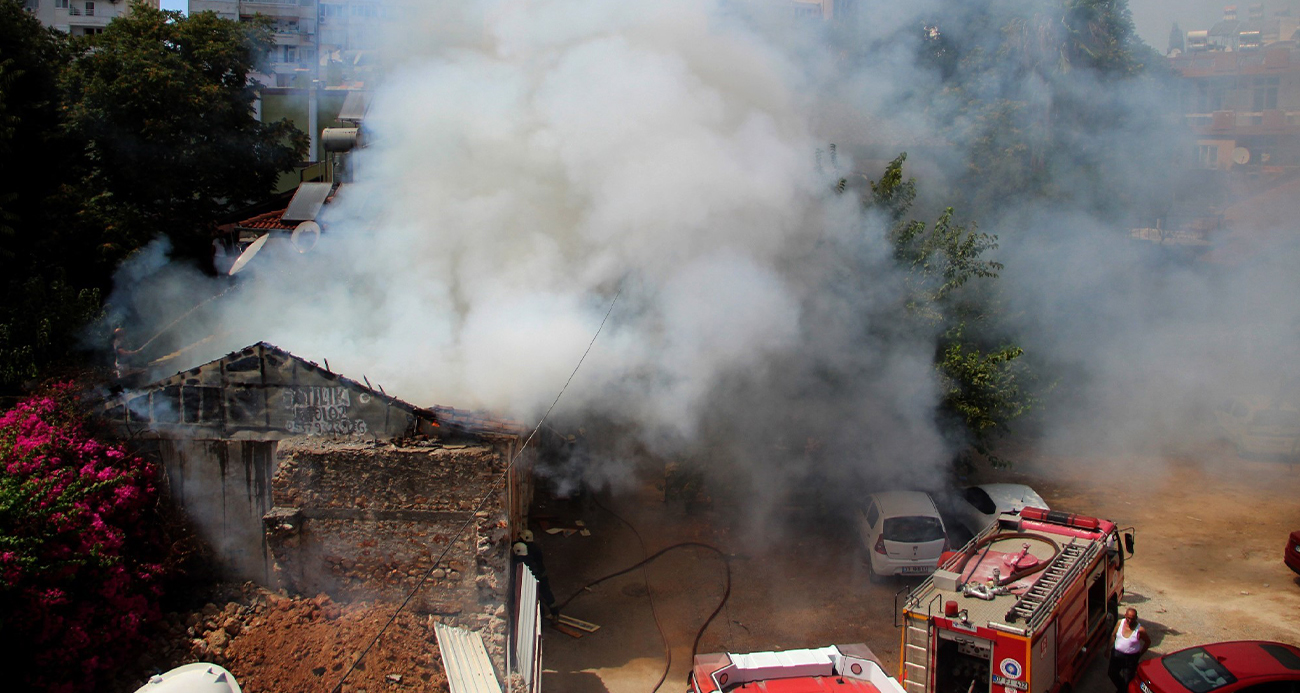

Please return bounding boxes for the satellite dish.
[291,221,321,254]
[1233,147,1251,165]
[227,234,269,276]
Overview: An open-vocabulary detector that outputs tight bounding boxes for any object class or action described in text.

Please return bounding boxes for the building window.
[282,45,297,63]
[85,0,94,15]
[1197,144,1220,168]
[55,0,68,8]
[1253,76,1279,111]
[22,0,37,11]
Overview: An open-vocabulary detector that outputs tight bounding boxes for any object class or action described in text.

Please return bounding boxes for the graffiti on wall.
[283,387,371,436]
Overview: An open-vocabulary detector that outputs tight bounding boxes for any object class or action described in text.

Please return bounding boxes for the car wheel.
[869,569,885,584]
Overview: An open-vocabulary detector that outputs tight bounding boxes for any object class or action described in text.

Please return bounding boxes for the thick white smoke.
[108,0,951,485]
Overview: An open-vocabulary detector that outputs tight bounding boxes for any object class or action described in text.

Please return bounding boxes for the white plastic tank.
[134,663,242,693]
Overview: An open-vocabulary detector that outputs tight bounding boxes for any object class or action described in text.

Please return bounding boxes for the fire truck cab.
[898,507,1135,693]
[690,643,907,693]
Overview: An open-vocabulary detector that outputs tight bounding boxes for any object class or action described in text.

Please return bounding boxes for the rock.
[205,628,229,651]
[386,674,403,683]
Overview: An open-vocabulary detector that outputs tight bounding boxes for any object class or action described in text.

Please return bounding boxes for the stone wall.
[266,439,514,666]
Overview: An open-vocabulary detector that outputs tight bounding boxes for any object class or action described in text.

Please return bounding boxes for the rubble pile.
[132,584,449,693]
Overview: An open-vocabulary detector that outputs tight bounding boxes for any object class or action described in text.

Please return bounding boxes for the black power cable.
[557,541,732,693]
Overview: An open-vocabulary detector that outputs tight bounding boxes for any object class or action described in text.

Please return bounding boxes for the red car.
[1130,641,1300,693]
[1286,531,1300,576]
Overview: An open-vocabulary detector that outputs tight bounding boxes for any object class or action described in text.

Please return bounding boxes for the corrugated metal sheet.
[434,623,503,693]
[514,564,542,692]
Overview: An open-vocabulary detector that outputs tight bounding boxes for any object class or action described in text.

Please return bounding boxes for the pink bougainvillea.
[0,384,169,693]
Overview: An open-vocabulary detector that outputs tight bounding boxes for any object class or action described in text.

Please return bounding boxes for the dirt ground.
[536,443,1300,693]
[122,584,448,693]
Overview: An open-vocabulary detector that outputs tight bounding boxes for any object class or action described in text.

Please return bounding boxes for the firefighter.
[1108,608,1151,693]
[513,532,558,621]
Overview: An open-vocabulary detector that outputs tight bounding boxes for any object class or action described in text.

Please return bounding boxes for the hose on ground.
[557,538,731,693]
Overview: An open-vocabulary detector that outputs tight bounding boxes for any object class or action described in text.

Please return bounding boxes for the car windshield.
[883,516,945,543]
[1261,644,1300,670]
[1251,410,1300,428]
[1161,648,1239,693]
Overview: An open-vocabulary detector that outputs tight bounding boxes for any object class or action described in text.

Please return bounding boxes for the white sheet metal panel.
[514,563,542,692]
[434,623,502,693]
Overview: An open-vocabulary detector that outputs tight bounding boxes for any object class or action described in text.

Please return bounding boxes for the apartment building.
[1170,5,1300,172]
[188,0,395,86]
[21,0,157,36]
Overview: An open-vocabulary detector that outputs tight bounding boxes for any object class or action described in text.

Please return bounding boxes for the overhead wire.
[328,286,622,693]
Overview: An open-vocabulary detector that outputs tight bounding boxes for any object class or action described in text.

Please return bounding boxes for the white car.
[950,483,1049,537]
[858,491,948,581]
[1214,396,1300,458]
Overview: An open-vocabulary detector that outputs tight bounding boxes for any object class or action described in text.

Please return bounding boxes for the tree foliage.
[0,1,305,392]
[908,0,1170,217]
[0,384,171,693]
[61,2,307,259]
[866,154,1035,463]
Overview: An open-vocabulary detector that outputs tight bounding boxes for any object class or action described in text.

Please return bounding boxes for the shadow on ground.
[541,670,610,693]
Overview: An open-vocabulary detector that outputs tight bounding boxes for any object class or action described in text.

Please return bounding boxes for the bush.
[0,383,169,693]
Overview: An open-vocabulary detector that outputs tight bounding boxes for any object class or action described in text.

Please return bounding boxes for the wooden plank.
[557,615,601,633]
[551,622,584,639]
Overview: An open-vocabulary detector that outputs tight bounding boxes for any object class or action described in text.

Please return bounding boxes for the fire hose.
[949,532,1061,588]
[557,539,732,693]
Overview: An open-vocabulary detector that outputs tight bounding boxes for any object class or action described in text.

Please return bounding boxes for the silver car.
[950,483,1049,537]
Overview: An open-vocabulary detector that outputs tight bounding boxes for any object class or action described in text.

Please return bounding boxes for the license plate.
[901,566,934,575]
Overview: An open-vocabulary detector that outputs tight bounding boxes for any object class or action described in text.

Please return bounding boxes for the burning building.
[99,342,534,658]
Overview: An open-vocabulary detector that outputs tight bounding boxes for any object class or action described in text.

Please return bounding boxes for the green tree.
[61,1,308,261]
[868,154,1035,464]
[908,0,1172,218]
[0,2,99,389]
[0,1,305,392]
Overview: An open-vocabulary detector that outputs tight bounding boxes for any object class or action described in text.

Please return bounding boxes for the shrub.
[0,383,168,693]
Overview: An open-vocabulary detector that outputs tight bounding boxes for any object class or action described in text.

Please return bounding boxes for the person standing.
[1109,608,1151,693]
[513,530,558,620]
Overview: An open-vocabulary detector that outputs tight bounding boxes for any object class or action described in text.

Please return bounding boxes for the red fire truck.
[690,643,907,693]
[897,507,1135,693]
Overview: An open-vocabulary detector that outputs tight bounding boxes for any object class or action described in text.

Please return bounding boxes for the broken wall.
[267,440,515,665]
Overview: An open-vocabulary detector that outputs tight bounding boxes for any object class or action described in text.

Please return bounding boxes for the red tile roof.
[237,208,297,231]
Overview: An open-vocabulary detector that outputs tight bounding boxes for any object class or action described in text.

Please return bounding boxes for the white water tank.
[134,663,242,693]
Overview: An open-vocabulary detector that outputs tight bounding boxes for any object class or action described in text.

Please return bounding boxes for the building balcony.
[1184,109,1300,135]
[273,31,316,45]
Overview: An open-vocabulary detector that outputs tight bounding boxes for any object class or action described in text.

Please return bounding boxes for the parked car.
[1286,531,1300,576]
[948,483,1049,537]
[1214,397,1300,459]
[1130,641,1300,693]
[857,491,947,582]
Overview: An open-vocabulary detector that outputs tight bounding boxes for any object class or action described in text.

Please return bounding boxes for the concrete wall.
[156,439,279,583]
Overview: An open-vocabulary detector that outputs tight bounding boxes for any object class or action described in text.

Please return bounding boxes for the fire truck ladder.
[1009,540,1096,625]
[902,612,932,693]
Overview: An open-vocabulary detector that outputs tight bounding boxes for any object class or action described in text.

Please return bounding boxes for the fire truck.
[690,643,907,693]
[897,507,1135,693]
